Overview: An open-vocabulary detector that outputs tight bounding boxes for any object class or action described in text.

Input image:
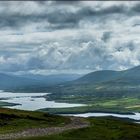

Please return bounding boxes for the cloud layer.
[0,1,140,74]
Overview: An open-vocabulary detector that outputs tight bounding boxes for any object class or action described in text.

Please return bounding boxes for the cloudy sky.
[0,1,140,75]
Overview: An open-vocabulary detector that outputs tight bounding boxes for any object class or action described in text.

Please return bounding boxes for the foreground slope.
[0,108,88,140]
[19,117,140,140]
[0,108,70,134]
[0,108,140,140]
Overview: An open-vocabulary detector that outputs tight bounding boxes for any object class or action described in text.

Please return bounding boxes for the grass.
[39,82,140,114]
[18,117,140,140]
[0,108,70,134]
[1,108,140,140]
[39,97,140,114]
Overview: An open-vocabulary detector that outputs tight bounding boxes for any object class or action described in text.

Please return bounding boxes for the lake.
[67,112,140,121]
[1,91,140,121]
[0,91,85,110]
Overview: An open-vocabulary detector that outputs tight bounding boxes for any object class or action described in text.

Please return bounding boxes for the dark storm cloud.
[78,5,125,17]
[132,3,140,13]
[0,1,139,30]
[101,32,112,42]
[52,1,80,5]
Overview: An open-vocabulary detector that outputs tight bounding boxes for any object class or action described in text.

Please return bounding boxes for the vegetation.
[0,101,19,107]
[40,97,140,114]
[3,65,140,115]
[18,117,140,140]
[0,108,70,134]
[0,108,140,140]
[39,66,140,114]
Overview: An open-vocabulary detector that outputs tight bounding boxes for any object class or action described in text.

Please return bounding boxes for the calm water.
[67,112,140,121]
[1,91,140,121]
[0,91,85,110]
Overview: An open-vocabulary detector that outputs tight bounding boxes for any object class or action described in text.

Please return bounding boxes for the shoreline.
[58,111,135,115]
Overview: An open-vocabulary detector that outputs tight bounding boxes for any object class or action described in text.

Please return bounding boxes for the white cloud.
[0,1,140,74]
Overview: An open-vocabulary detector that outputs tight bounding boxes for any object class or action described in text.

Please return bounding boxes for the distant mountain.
[71,65,140,85]
[73,70,121,84]
[18,73,83,86]
[44,65,140,103]
[0,73,39,89]
[122,65,140,79]
[0,73,82,91]
[2,65,140,96]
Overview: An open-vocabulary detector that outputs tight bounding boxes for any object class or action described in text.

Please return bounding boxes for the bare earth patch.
[125,105,140,109]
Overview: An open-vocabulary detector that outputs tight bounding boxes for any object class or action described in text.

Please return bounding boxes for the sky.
[0,1,140,75]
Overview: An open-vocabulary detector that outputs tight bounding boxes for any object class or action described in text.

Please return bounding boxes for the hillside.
[41,65,140,114]
[73,70,121,84]
[0,108,140,140]
[0,108,88,140]
[72,65,140,85]
[47,65,140,94]
[18,117,140,140]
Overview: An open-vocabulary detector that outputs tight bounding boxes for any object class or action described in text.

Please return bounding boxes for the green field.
[18,117,140,140]
[40,97,140,114]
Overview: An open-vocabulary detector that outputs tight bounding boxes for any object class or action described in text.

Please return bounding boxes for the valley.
[1,1,140,139]
[38,66,140,114]
[1,66,140,115]
[1,66,140,140]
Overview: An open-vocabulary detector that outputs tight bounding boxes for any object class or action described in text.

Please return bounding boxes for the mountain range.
[1,65,140,102]
[43,65,140,103]
[0,73,82,91]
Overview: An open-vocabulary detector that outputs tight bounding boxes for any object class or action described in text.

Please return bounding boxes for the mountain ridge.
[70,65,140,85]
[43,65,140,105]
[0,73,82,91]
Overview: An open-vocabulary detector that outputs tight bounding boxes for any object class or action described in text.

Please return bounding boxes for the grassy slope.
[18,117,140,140]
[0,108,70,134]
[1,108,140,140]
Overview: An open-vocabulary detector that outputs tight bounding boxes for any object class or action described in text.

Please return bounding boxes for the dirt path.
[0,117,90,140]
